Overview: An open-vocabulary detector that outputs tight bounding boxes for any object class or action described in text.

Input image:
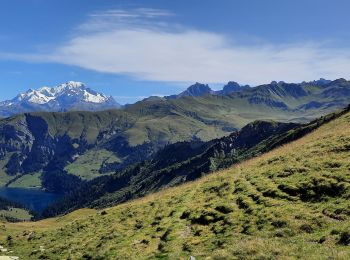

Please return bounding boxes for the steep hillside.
[1,106,349,259]
[42,106,349,217]
[42,120,298,217]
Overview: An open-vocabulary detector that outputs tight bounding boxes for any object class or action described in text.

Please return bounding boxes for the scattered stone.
[318,236,326,244]
[27,231,36,241]
[338,231,350,245]
[6,236,12,246]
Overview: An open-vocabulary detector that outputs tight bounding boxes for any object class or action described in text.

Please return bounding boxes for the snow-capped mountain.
[0,81,120,117]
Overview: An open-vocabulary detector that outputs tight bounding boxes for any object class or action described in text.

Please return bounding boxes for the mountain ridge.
[0,78,349,118]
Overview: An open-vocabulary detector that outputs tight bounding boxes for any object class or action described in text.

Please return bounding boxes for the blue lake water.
[0,187,63,213]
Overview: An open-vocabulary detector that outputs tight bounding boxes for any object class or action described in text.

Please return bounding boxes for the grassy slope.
[0,208,32,222]
[0,198,33,222]
[65,149,121,180]
[0,111,349,259]
[7,172,42,188]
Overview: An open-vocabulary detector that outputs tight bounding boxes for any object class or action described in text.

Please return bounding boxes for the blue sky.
[1,0,350,104]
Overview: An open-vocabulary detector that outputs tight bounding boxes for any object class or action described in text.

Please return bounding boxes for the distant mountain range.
[0,78,349,194]
[0,81,120,117]
[0,78,345,118]
[141,78,349,112]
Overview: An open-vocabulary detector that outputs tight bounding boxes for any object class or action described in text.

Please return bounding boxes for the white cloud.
[3,8,350,85]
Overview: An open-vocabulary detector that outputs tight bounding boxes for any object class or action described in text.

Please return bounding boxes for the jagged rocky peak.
[223,81,240,91]
[166,82,213,99]
[312,78,332,86]
[220,81,250,94]
[182,82,212,97]
[270,80,286,85]
[301,78,332,86]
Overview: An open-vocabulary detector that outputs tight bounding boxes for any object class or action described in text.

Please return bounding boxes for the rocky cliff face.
[0,114,82,175]
[0,112,153,191]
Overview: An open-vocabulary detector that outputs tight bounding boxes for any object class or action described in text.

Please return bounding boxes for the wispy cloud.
[2,8,350,85]
[90,8,172,19]
[77,8,173,33]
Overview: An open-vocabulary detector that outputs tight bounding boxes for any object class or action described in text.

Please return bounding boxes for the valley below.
[0,187,62,214]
